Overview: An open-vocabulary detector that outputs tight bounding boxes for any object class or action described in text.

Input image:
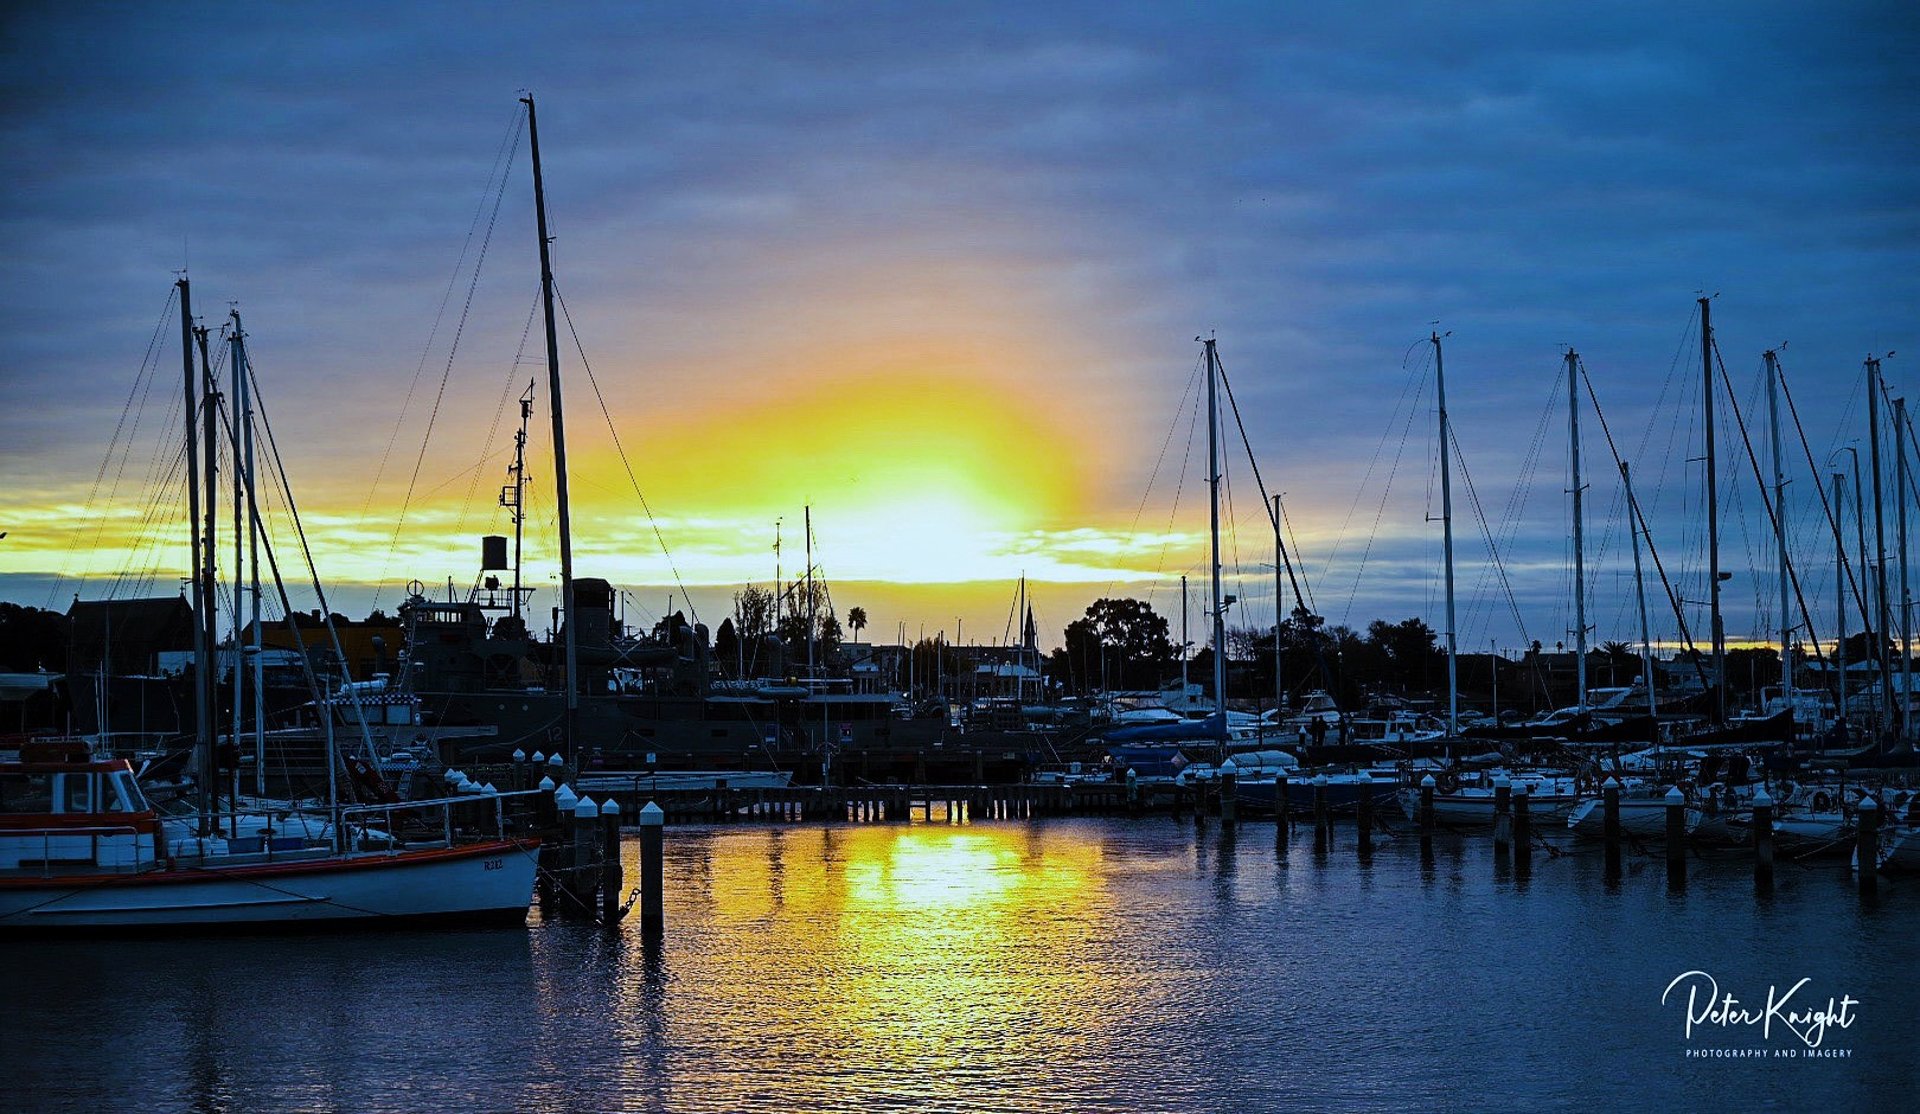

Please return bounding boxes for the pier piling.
[1418,775,1434,850]
[1857,795,1880,896]
[1512,783,1531,874]
[1220,761,1238,827]
[1751,785,1774,893]
[1664,786,1686,890]
[1312,774,1330,852]
[600,798,622,925]
[639,801,664,938]
[1276,774,1291,846]
[1355,786,1373,857]
[1602,778,1622,882]
[1492,775,1512,857]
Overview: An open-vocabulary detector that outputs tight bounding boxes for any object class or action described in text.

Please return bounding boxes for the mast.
[522,94,578,746]
[177,279,213,831]
[1621,463,1658,719]
[1898,397,1912,739]
[1203,338,1227,753]
[194,322,219,834]
[1180,573,1189,698]
[1273,493,1284,719]
[1701,298,1726,723]
[1765,349,1792,706]
[232,311,265,795]
[1567,350,1589,708]
[1868,356,1892,734]
[805,505,815,682]
[503,381,533,623]
[1433,332,1459,736]
[1835,470,1848,725]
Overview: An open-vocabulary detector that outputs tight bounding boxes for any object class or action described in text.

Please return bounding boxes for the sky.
[2,1,1917,660]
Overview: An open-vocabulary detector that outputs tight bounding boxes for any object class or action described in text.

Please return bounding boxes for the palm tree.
[847,606,868,647]
[1600,640,1636,685]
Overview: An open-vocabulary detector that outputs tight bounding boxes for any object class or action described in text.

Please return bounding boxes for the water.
[6,818,1916,1111]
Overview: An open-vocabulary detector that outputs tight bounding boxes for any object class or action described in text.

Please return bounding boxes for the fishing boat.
[0,739,536,932]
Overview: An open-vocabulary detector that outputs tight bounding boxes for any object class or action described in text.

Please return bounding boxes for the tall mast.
[1273,493,1284,718]
[1567,350,1588,707]
[232,310,265,795]
[1898,397,1912,738]
[1765,350,1791,705]
[1203,338,1227,751]
[177,279,212,830]
[1701,298,1726,723]
[522,94,578,744]
[194,322,219,833]
[1621,462,1657,719]
[805,505,815,681]
[1433,332,1458,736]
[1835,470,1848,727]
[228,314,246,804]
[1868,356,1892,734]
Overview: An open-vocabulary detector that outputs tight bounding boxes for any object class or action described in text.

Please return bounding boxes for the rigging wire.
[550,282,699,625]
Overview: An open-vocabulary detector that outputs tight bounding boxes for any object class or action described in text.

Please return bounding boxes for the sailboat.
[0,275,539,933]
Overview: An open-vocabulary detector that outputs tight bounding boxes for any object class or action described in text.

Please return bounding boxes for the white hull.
[1876,827,1920,872]
[575,770,793,793]
[1398,790,1581,825]
[0,840,538,931]
[1567,798,1704,840]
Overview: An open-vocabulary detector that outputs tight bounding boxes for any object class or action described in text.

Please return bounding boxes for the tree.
[0,603,67,672]
[1366,617,1441,692]
[1057,598,1174,692]
[846,606,868,646]
[714,618,740,678]
[732,586,775,646]
[1599,640,1639,685]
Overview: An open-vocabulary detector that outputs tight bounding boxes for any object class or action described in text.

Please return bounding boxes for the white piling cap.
[532,750,546,764]
[548,752,565,767]
[447,769,468,785]
[574,795,599,819]
[554,784,579,810]
[1860,794,1879,810]
[481,782,499,795]
[1313,773,1329,785]
[511,748,526,763]
[1602,777,1620,790]
[1512,782,1529,796]
[1126,767,1138,779]
[1221,758,1238,774]
[600,798,621,817]
[1665,786,1685,803]
[538,775,556,791]
[1752,785,1772,807]
[1492,773,1511,788]
[460,781,485,794]
[1420,774,1436,787]
[639,801,665,826]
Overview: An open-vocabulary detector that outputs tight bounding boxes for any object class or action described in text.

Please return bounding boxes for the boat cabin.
[0,743,160,874]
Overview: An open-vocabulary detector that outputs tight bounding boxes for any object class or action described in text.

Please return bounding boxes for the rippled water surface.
[7,818,1917,1111]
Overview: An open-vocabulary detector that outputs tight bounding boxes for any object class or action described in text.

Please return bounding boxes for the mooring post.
[639,800,664,938]
[1602,777,1622,881]
[1492,774,1512,857]
[1355,783,1373,856]
[1276,773,1292,838]
[1751,784,1774,892]
[1126,767,1139,815]
[573,795,599,910]
[1418,774,1435,849]
[1664,785,1686,889]
[1219,759,1238,827]
[1312,773,1329,852]
[600,797,622,925]
[1512,782,1531,874]
[1857,795,1880,896]
[511,748,527,791]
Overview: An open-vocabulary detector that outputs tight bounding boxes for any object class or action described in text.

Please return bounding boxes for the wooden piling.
[573,795,599,909]
[1312,774,1329,852]
[1355,785,1372,856]
[1220,762,1238,827]
[1512,783,1531,874]
[1492,775,1512,857]
[1751,784,1774,892]
[1857,795,1880,896]
[1126,768,1139,815]
[1418,774,1434,849]
[1276,773,1291,844]
[1602,777,1622,881]
[1664,786,1686,889]
[638,801,664,938]
[600,798,622,925]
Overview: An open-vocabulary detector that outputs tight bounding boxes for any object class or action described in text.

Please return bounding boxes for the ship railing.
[337,788,547,855]
[5,823,154,876]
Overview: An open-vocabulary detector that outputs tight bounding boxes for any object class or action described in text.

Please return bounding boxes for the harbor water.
[7,817,1915,1111]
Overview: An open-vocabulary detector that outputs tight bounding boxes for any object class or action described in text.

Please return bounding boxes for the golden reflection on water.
[642,823,1119,1105]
